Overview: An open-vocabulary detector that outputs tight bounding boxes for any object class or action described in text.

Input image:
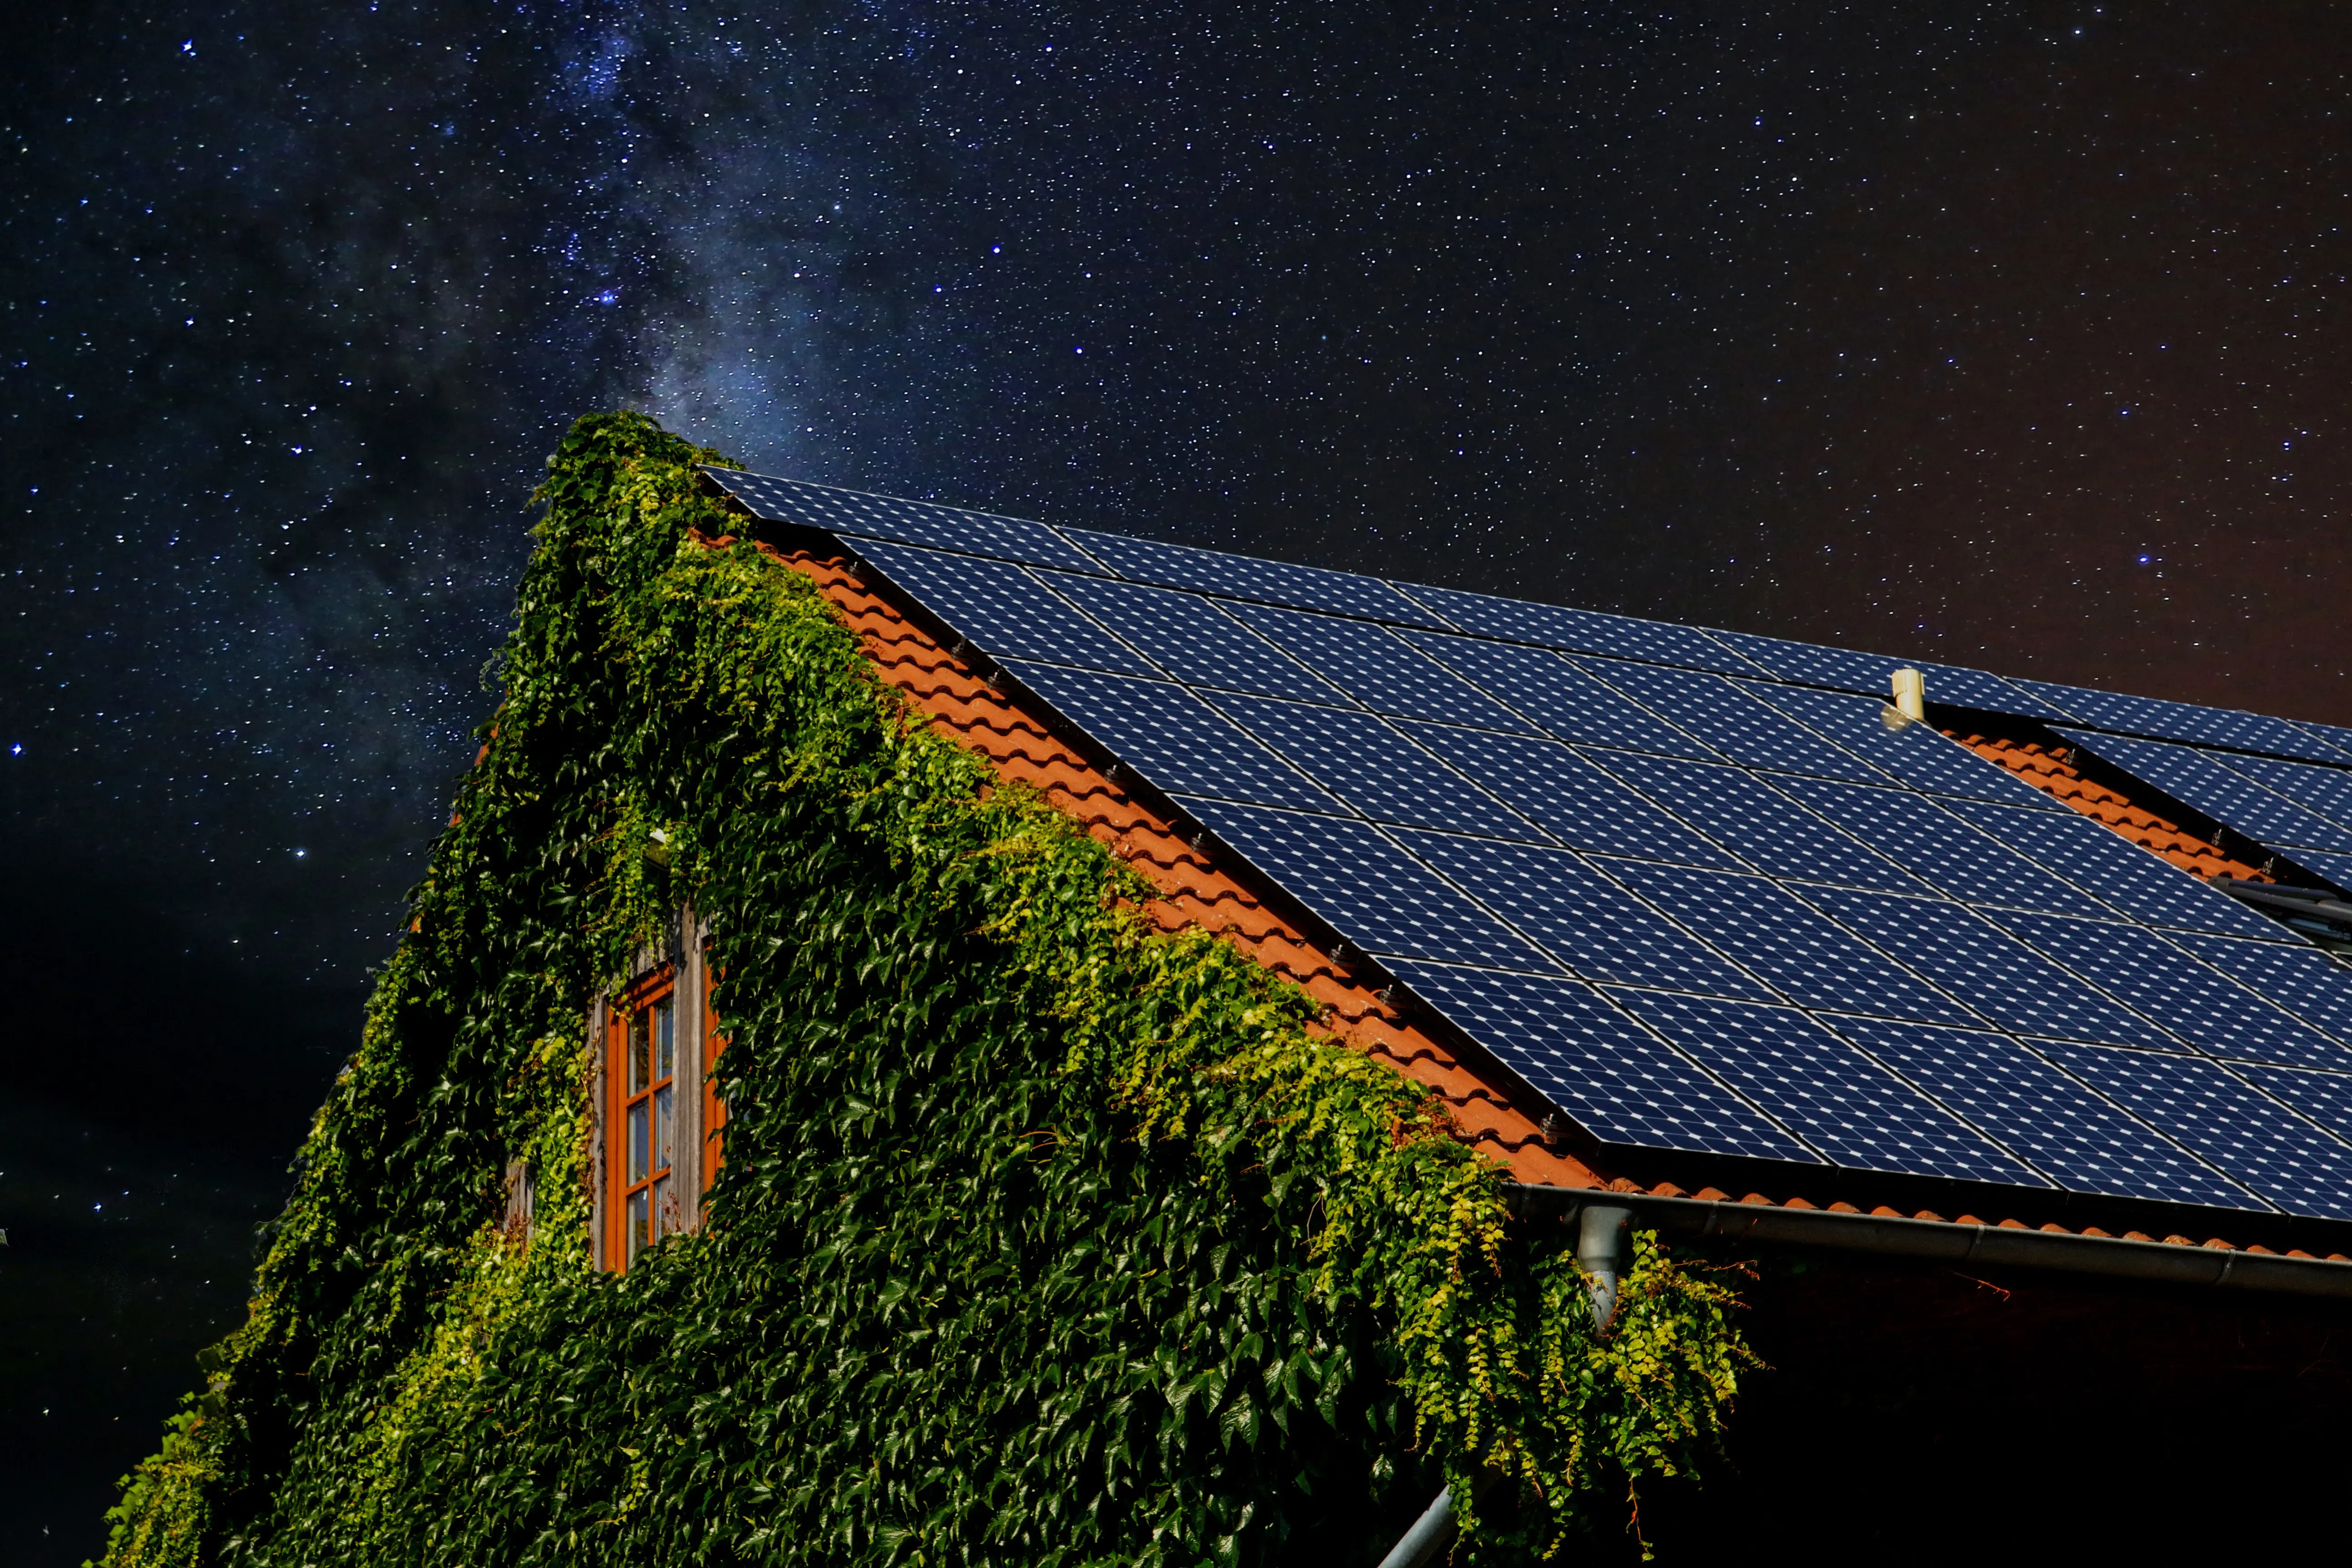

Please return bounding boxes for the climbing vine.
[98,411,1754,1566]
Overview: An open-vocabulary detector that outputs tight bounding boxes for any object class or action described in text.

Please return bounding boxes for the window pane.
[628,1009,650,1094]
[627,1101,648,1183]
[655,997,675,1080]
[654,1084,674,1173]
[627,1189,649,1264]
[652,1173,674,1240]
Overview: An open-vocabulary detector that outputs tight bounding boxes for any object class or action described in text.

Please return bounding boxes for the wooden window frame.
[592,909,724,1272]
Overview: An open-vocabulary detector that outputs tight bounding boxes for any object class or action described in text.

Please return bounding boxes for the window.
[608,974,683,1268]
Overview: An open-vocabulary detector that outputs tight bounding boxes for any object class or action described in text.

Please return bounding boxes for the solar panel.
[2018,680,2352,761]
[1593,858,1979,1026]
[1703,628,1906,696]
[2011,681,2208,742]
[1983,909,2335,1068]
[2292,718,2352,764]
[1933,798,2283,939]
[1215,603,1537,731]
[1603,990,2039,1182]
[1579,659,1894,783]
[1823,1018,2264,1209]
[1907,660,2072,720]
[2166,935,2352,1058]
[1390,581,1768,675]
[1176,799,1558,972]
[1586,750,1926,892]
[1392,832,1775,1000]
[704,468,1101,571]
[2291,848,2352,893]
[1407,728,1747,869]
[1063,527,1450,628]
[2209,751,2352,828]
[849,541,1155,675]
[1404,634,1722,759]
[1039,573,1348,704]
[1738,683,2062,808]
[1796,886,2184,1050]
[2034,1043,2352,1219]
[1384,960,1818,1161]
[2171,706,2352,764]
[2237,1064,2352,1148]
[997,662,1334,813]
[1765,774,2120,919]
[1209,695,1542,840]
[2058,730,2352,853]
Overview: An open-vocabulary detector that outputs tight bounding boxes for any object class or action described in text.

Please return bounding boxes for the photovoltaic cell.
[2035,1043,2352,1219]
[1063,527,1449,628]
[1766,775,2118,918]
[1797,886,2185,1049]
[1703,628,1904,696]
[1409,728,1747,868]
[1039,573,1346,703]
[852,540,1156,675]
[2210,751,2352,828]
[1211,694,1541,840]
[2171,706,2352,763]
[703,468,1100,571]
[2026,682,2352,762]
[1823,1018,2262,1208]
[1384,960,1817,1160]
[1738,683,2061,808]
[2166,934,2352,1059]
[1217,603,1536,730]
[1586,750,1926,892]
[1406,634,1720,759]
[1908,660,2070,719]
[997,662,1333,813]
[1580,659,1893,783]
[1390,582,1768,675]
[1604,990,2039,1182]
[2059,730,2352,853]
[2292,718,2352,765]
[1594,859,1977,1024]
[2292,848,2352,892]
[1984,909,2334,1067]
[2013,681,2207,742]
[1393,832,1775,1000]
[1176,799,1558,972]
[2238,1064,2352,1147]
[1934,798,2283,939]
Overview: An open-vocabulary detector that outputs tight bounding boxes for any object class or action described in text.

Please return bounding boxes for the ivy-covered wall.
[98,412,1753,1567]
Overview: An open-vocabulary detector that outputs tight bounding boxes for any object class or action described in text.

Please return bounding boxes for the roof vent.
[1890,666,1927,724]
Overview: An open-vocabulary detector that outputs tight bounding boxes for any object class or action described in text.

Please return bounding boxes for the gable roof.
[703,467,2352,1257]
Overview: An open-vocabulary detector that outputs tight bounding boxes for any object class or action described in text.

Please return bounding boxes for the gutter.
[1504,1183,2352,1298]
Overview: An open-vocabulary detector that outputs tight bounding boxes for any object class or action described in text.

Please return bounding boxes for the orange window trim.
[701,960,726,1186]
[606,967,682,1270]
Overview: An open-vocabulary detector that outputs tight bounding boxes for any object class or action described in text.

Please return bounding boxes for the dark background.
[8,1,2352,1559]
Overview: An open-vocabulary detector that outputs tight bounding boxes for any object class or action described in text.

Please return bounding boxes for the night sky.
[9,1,2352,1557]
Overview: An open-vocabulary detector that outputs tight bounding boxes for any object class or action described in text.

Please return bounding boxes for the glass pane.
[628,1009,650,1094]
[654,1085,674,1173]
[626,1190,649,1264]
[652,1173,674,1240]
[655,997,675,1080]
[627,1101,648,1183]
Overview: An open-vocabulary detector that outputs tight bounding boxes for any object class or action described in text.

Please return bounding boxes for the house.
[103,414,2352,1565]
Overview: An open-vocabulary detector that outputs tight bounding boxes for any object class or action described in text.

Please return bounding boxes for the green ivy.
[97,411,1755,1567]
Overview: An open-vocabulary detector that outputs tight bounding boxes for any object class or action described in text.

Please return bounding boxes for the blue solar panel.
[1384,960,1817,1161]
[1983,909,2335,1067]
[1210,695,1542,840]
[1064,527,1449,628]
[704,468,1101,571]
[1176,799,1558,972]
[1216,603,1537,731]
[2019,683,2351,762]
[2237,1064,2352,1148]
[1587,751,1926,892]
[1739,683,2062,808]
[2058,730,2352,853]
[2292,719,2352,764]
[998,662,1334,813]
[1766,775,2120,918]
[1579,659,1894,783]
[2011,680,2205,740]
[2153,935,2352,1060]
[2035,1043,2352,1220]
[1604,990,2039,1182]
[1823,1018,2264,1208]
[850,540,1155,675]
[1393,833,1774,1000]
[1907,660,2070,719]
[1390,582,1768,675]
[1038,573,1347,703]
[1797,886,2184,1049]
[1594,858,1978,1025]
[2210,752,2352,829]
[2292,848,2352,893]
[2173,706,2352,763]
[1405,634,1721,759]
[1407,728,1747,869]
[1703,628,1904,696]
[1934,799,2283,939]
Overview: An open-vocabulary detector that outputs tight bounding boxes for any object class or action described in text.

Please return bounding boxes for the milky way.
[8,1,2352,1557]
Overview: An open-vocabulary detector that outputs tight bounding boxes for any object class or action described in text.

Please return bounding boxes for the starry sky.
[8,1,2352,1556]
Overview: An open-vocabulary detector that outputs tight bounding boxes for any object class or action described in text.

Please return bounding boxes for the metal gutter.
[1503,1184,2352,1299]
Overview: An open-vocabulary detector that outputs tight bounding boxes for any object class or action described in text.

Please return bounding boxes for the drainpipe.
[1376,1485,1461,1568]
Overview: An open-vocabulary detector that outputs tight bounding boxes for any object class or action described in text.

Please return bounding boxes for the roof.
[700,468,2352,1261]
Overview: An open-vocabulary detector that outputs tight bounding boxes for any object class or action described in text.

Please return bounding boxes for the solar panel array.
[706,466,2352,1221]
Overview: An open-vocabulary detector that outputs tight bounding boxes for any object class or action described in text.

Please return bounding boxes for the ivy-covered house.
[104,413,2352,1564]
